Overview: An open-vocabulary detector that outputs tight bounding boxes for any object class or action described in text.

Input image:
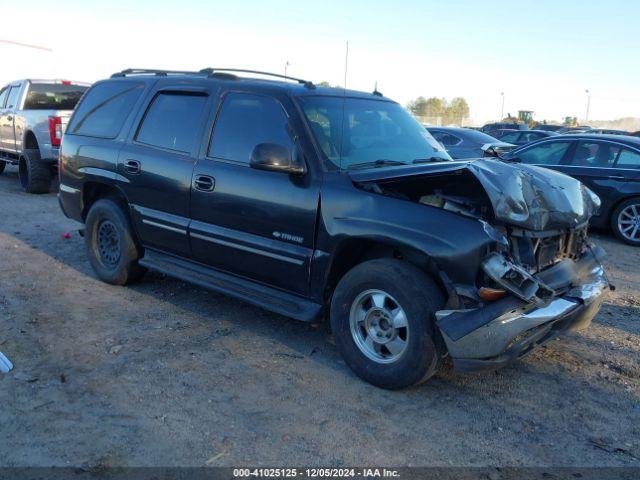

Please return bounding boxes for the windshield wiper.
[348,159,406,169]
[412,157,449,164]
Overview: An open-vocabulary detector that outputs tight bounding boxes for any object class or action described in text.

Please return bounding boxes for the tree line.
[406,97,470,125]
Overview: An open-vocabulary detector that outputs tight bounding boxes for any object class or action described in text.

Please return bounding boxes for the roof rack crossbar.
[199,68,315,88]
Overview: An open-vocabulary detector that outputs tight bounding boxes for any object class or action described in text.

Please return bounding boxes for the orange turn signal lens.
[478,287,508,302]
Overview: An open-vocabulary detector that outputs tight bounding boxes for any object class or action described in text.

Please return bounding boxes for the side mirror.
[481,144,504,158]
[250,143,306,175]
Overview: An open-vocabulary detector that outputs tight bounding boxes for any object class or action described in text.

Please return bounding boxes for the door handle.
[124,159,141,174]
[609,175,626,180]
[193,175,215,192]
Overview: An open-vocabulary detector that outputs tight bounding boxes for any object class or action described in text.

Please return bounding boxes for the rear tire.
[19,149,52,194]
[611,197,640,246]
[330,258,445,389]
[85,198,146,285]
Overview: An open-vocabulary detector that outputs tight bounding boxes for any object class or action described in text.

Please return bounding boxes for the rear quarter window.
[68,81,145,139]
[24,83,88,110]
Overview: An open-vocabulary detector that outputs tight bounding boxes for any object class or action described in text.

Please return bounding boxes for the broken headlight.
[481,221,509,248]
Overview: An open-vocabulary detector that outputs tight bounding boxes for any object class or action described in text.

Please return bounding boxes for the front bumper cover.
[436,247,609,372]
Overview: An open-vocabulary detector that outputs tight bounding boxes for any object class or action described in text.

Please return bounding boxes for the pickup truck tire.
[330,258,444,389]
[85,198,146,285]
[19,149,52,194]
[611,197,640,246]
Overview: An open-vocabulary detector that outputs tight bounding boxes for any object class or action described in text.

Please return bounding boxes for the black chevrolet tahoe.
[58,68,610,389]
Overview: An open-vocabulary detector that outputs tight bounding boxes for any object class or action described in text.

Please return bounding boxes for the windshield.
[24,83,88,110]
[298,96,452,169]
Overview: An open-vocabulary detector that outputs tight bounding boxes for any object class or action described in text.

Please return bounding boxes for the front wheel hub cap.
[349,289,409,364]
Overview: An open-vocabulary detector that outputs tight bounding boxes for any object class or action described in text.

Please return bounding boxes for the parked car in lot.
[488,129,559,146]
[481,122,528,133]
[425,126,515,159]
[558,126,592,134]
[58,68,609,389]
[500,134,640,245]
[535,124,565,132]
[0,79,90,192]
[583,128,629,136]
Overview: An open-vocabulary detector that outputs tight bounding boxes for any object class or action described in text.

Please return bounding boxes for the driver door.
[188,91,320,295]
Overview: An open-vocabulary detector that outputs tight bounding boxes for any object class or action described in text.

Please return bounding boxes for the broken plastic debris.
[60,232,72,239]
[0,351,13,373]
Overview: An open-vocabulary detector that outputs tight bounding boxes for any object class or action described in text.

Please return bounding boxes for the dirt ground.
[0,164,638,468]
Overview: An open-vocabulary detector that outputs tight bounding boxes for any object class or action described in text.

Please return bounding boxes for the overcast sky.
[2,0,639,124]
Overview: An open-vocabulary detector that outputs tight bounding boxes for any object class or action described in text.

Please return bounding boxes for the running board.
[139,249,322,322]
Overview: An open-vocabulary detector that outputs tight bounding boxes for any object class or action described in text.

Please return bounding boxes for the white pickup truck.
[0,79,89,193]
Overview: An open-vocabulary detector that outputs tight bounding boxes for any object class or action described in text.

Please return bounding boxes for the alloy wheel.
[618,204,640,242]
[349,289,409,364]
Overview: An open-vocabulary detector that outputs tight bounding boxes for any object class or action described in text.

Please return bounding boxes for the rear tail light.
[48,116,63,147]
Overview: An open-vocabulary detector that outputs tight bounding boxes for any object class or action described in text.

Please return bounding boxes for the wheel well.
[81,182,128,221]
[609,196,640,223]
[323,240,446,303]
[24,131,39,150]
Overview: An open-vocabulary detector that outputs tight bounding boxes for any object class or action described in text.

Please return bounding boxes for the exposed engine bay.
[351,158,602,305]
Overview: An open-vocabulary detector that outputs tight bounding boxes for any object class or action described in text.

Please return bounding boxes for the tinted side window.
[434,133,461,147]
[615,148,640,168]
[500,132,520,143]
[571,141,620,167]
[520,132,544,143]
[136,93,208,153]
[0,88,7,108]
[5,86,21,109]
[68,81,145,139]
[209,93,293,163]
[518,141,571,165]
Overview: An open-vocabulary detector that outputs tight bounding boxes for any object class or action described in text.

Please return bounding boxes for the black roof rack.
[198,68,314,88]
[110,67,315,88]
[110,68,202,78]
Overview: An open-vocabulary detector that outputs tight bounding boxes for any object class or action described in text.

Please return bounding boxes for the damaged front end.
[350,158,610,372]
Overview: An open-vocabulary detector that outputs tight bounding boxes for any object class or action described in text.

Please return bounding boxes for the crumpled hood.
[348,158,601,231]
[467,159,600,230]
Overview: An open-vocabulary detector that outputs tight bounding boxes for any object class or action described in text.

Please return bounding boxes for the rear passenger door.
[189,90,320,296]
[558,140,621,215]
[119,87,211,257]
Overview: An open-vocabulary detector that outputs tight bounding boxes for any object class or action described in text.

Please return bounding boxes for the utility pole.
[344,41,349,89]
[500,92,505,120]
[585,89,591,123]
[284,61,290,79]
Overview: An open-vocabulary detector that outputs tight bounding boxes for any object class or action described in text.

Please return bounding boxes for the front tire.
[330,259,445,389]
[611,197,640,246]
[19,149,52,194]
[85,198,146,285]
